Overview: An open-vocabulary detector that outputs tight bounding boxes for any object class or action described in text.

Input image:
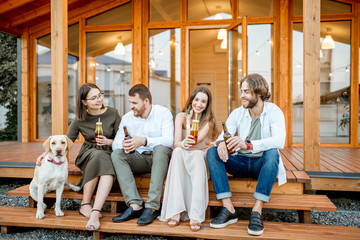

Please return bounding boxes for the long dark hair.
[182,86,217,140]
[75,83,105,120]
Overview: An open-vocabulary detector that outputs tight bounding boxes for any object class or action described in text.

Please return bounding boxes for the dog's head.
[42,135,74,157]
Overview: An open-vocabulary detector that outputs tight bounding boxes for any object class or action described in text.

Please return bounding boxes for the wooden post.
[21,29,29,142]
[132,0,143,86]
[51,0,68,135]
[303,0,320,171]
[351,3,359,146]
[279,0,290,146]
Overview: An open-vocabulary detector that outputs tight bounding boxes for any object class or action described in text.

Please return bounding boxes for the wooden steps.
[8,184,336,224]
[0,206,358,240]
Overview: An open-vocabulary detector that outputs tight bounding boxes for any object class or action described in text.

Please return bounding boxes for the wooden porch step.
[0,206,358,240]
[8,184,336,223]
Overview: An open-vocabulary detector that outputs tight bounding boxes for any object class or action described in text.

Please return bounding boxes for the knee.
[153,145,172,162]
[263,149,279,165]
[206,146,218,164]
[111,149,127,164]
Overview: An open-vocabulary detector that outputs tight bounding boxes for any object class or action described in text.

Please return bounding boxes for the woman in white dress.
[160,86,217,231]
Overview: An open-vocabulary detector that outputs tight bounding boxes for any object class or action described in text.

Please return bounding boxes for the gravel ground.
[0,178,358,239]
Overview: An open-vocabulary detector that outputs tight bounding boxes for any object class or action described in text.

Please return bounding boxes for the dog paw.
[55,209,65,217]
[71,185,81,192]
[36,210,45,219]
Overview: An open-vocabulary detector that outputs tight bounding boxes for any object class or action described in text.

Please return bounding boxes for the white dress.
[160,129,209,223]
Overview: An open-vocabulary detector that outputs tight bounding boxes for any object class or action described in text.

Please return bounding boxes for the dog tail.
[29,181,38,201]
[66,180,81,192]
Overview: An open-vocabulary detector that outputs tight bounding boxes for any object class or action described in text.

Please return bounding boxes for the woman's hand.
[182,134,196,149]
[96,135,113,147]
[36,152,47,166]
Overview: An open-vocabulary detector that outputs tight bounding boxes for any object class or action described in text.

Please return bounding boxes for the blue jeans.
[206,147,279,203]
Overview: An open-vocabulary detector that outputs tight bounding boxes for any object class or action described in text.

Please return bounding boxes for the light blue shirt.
[112,104,174,153]
[216,102,287,185]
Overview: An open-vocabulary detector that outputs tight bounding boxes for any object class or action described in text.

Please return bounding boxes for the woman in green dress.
[38,83,121,230]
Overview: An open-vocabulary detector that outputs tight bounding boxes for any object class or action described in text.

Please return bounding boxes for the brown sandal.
[79,202,91,218]
[167,218,180,227]
[190,221,202,232]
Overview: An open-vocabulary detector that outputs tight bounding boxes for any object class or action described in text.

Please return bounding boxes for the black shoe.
[248,211,264,236]
[112,206,143,223]
[210,207,238,228]
[137,208,158,226]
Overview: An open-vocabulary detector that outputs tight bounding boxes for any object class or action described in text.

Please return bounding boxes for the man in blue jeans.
[206,73,287,236]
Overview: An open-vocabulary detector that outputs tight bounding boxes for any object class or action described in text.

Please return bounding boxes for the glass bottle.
[222,122,233,154]
[190,120,199,145]
[95,118,103,144]
[123,126,135,154]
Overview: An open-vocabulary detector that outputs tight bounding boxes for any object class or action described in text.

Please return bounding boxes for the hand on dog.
[36,152,47,166]
[96,135,113,147]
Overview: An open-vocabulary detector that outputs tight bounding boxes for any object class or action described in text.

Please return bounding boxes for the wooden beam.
[142,0,149,87]
[84,24,132,32]
[132,0,142,85]
[21,30,29,142]
[350,3,359,146]
[51,0,68,135]
[6,3,51,28]
[303,0,320,171]
[79,18,86,86]
[279,0,290,146]
[0,0,34,15]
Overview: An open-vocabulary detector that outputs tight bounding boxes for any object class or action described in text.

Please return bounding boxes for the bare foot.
[167,213,181,227]
[79,202,92,218]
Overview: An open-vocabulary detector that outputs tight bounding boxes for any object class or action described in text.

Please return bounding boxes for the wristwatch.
[246,140,252,150]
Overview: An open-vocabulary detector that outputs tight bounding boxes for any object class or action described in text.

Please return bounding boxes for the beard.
[243,96,258,109]
[133,105,146,117]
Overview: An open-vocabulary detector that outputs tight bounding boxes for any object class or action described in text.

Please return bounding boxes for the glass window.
[248,24,273,101]
[36,24,80,139]
[68,24,80,126]
[292,21,351,144]
[239,0,273,17]
[190,29,228,130]
[150,0,180,22]
[188,0,232,21]
[148,29,180,117]
[293,0,351,16]
[86,31,132,116]
[86,3,132,25]
[228,25,242,112]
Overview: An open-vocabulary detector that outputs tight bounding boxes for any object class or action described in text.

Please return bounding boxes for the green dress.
[67,107,121,188]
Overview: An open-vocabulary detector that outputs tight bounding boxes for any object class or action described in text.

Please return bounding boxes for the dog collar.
[47,156,65,165]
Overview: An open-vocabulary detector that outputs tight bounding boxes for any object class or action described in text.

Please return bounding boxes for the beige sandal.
[86,209,101,231]
[79,202,91,218]
[168,218,180,227]
[190,221,202,232]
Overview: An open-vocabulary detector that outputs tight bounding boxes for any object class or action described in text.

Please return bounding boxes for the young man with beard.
[206,73,287,236]
[111,84,174,226]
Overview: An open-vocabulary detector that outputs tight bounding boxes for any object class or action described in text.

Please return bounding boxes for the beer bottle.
[95,118,103,144]
[123,126,135,154]
[222,122,233,154]
[190,120,199,145]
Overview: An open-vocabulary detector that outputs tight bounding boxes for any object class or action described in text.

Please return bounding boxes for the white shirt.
[216,102,287,185]
[112,104,174,153]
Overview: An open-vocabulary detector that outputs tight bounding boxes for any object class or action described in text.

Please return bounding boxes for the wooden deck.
[0,142,359,191]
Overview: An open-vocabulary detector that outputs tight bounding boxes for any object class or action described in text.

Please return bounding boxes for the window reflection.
[86,3,132,25]
[239,0,273,17]
[188,0,232,21]
[293,0,351,15]
[36,24,79,139]
[150,0,180,22]
[292,21,351,144]
[86,31,132,116]
[148,29,180,117]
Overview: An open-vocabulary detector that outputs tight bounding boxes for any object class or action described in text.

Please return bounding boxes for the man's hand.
[122,136,146,154]
[36,152,47,166]
[226,136,246,152]
[217,141,229,162]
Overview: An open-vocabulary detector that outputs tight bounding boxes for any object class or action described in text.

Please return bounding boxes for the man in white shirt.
[111,84,174,226]
[206,74,286,236]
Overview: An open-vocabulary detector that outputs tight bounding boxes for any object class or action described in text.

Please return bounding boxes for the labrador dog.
[29,135,81,219]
